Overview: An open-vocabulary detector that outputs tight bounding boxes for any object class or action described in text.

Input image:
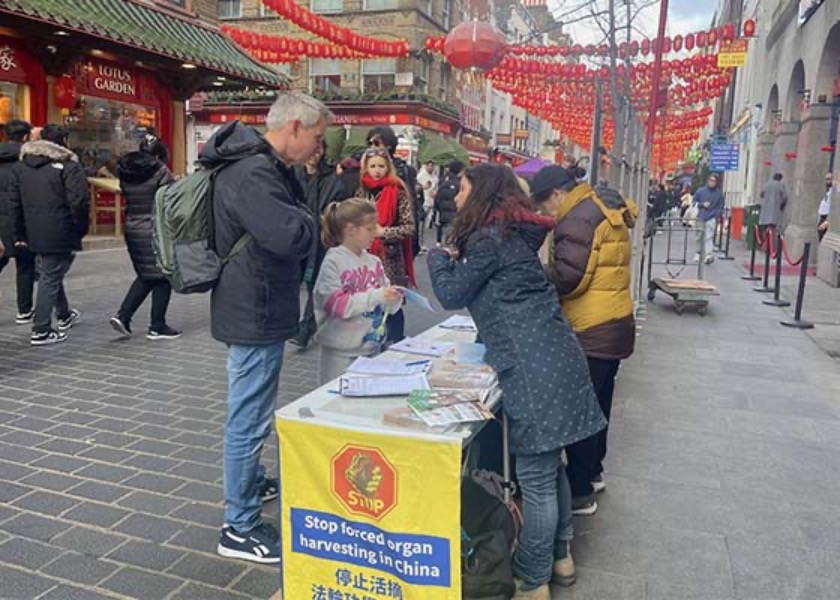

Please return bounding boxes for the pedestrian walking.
[289,141,350,349]
[531,165,638,517]
[199,93,327,565]
[433,160,463,245]
[417,159,439,229]
[356,147,415,344]
[313,198,403,383]
[819,173,832,242]
[110,135,181,340]
[427,164,604,600]
[692,174,725,264]
[0,119,37,326]
[9,124,88,346]
[759,173,788,234]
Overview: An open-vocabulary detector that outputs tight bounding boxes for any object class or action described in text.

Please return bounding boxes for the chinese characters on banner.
[277,419,462,599]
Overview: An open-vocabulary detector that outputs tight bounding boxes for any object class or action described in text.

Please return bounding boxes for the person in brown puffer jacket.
[531,165,638,516]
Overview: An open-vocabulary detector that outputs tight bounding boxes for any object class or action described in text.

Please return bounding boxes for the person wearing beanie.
[531,164,638,517]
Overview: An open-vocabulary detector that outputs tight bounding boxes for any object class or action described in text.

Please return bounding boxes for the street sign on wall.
[718,39,748,68]
[710,143,740,171]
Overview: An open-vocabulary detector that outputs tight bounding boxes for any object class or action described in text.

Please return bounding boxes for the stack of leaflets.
[405,389,494,427]
[338,358,433,397]
[438,315,477,332]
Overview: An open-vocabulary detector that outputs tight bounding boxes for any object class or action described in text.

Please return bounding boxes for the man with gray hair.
[199,92,331,564]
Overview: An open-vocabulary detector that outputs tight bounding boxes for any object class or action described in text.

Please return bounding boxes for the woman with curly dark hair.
[427,164,604,599]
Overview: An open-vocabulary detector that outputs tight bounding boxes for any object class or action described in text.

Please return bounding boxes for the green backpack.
[153,165,250,294]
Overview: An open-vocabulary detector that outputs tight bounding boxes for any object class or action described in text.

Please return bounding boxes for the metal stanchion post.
[754,235,774,293]
[781,242,814,329]
[763,233,791,307]
[742,233,761,280]
[718,215,734,261]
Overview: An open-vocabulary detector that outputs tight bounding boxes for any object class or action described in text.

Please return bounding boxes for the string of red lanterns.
[258,0,409,58]
[222,25,371,62]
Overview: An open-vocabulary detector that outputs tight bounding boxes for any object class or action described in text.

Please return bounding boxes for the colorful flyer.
[277,419,462,599]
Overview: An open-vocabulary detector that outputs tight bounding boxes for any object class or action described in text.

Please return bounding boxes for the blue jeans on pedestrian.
[512,451,573,590]
[224,342,284,532]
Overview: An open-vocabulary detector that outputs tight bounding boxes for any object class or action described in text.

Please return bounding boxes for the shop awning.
[0,0,286,87]
[418,133,469,166]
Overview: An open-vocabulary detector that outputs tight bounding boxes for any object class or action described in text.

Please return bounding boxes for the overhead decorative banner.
[718,39,748,68]
[277,418,462,600]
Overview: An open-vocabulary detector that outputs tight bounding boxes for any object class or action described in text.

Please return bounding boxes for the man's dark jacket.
[0,141,21,256]
[200,121,315,346]
[10,140,90,253]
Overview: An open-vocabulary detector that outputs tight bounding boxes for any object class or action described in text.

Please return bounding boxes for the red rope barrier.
[768,232,778,259]
[781,237,804,267]
[754,225,767,249]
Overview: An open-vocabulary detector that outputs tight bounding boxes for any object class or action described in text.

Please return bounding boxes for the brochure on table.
[275,320,494,600]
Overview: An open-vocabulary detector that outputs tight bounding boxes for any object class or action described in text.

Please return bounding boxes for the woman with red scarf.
[355,148,415,342]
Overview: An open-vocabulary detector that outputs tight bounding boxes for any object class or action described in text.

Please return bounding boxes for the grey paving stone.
[122,472,188,494]
[0,481,32,503]
[0,564,58,598]
[122,454,181,473]
[65,481,133,503]
[0,536,65,569]
[170,503,221,528]
[2,429,53,447]
[129,424,182,440]
[83,431,139,448]
[165,524,219,553]
[131,410,175,426]
[105,539,184,572]
[171,446,219,465]
[125,438,182,456]
[44,423,100,440]
[113,513,183,543]
[0,440,48,463]
[62,502,130,529]
[99,566,183,599]
[168,462,220,484]
[231,568,278,598]
[0,458,36,481]
[12,490,79,516]
[89,417,140,433]
[173,406,217,421]
[0,504,18,524]
[171,432,218,447]
[73,463,137,483]
[7,415,57,432]
[41,551,119,586]
[38,584,118,600]
[174,418,218,434]
[170,582,252,600]
[167,552,246,588]
[30,454,91,474]
[52,526,129,558]
[36,438,92,456]
[76,446,135,464]
[170,481,221,504]
[116,491,185,515]
[0,512,73,542]
[16,404,65,420]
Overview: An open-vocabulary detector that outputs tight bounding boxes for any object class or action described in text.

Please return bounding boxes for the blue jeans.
[224,343,284,532]
[512,451,573,590]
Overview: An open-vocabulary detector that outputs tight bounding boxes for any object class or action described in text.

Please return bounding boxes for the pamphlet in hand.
[346,357,431,376]
[438,315,477,331]
[395,287,437,312]
[338,373,431,397]
[389,337,455,358]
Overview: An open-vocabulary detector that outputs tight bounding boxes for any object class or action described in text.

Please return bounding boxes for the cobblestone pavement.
[3,233,840,600]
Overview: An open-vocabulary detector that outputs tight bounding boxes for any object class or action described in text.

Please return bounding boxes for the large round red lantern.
[54,75,77,111]
[443,21,507,71]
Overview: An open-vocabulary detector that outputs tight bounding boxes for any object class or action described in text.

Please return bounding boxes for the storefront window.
[0,81,25,125]
[66,96,157,177]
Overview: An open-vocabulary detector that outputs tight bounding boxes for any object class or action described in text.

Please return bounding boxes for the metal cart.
[645,217,720,316]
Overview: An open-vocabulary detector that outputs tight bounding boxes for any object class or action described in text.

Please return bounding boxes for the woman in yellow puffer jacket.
[531,164,638,516]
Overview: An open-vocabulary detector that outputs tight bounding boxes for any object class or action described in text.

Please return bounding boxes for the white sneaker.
[692,254,701,263]
[704,255,715,265]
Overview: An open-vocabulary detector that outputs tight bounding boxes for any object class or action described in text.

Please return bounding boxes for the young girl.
[313,198,404,384]
[427,164,605,600]
[356,148,415,342]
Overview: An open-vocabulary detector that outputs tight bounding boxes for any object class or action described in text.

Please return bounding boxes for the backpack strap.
[222,233,251,265]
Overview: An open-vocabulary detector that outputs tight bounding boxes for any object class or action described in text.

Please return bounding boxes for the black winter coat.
[200,121,315,346]
[0,141,21,256]
[294,161,349,284]
[427,213,605,455]
[117,152,174,281]
[10,141,90,254]
[434,174,459,225]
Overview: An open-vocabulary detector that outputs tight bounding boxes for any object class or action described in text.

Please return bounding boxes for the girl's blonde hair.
[360,148,408,192]
[322,198,378,248]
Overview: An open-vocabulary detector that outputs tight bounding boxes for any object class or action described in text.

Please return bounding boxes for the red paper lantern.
[743,18,757,37]
[443,21,507,71]
[722,24,736,41]
[54,75,77,111]
[685,33,695,51]
[641,38,651,56]
[708,29,718,46]
[673,34,683,52]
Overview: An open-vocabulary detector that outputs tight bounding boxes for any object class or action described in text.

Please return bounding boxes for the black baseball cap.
[530,165,576,202]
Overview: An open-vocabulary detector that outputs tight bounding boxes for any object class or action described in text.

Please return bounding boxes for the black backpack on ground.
[461,473,517,599]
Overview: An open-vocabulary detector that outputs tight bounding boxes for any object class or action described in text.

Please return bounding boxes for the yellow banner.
[718,39,748,68]
[278,419,462,600]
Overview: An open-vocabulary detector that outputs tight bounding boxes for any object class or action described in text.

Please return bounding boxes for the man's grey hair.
[266,93,334,130]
